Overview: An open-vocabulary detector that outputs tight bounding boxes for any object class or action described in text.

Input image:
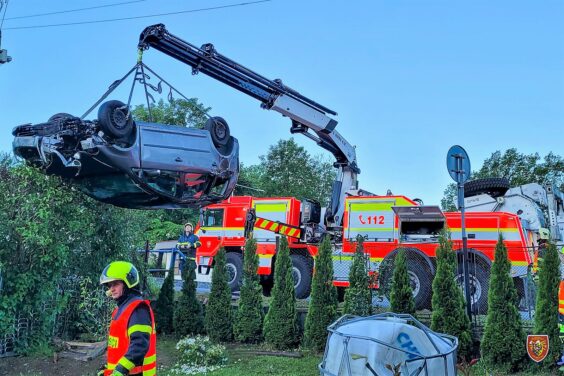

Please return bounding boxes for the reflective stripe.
[349,202,394,211]
[107,363,117,370]
[128,324,153,336]
[255,203,288,213]
[144,368,156,376]
[144,354,157,365]
[450,228,522,241]
[118,356,135,371]
[113,371,124,376]
[348,227,394,232]
[258,254,273,268]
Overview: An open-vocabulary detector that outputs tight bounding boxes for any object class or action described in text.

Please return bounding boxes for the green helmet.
[100,261,139,289]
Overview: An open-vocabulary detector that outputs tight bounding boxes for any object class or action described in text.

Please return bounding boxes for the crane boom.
[138,24,359,227]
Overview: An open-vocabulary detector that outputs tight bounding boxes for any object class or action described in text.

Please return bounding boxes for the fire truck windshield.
[201,208,224,227]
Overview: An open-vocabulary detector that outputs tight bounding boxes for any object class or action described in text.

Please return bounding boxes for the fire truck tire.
[291,255,313,299]
[456,260,489,314]
[225,252,243,292]
[464,178,510,198]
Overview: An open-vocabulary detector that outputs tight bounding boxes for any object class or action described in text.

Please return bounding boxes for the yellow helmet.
[100,261,139,288]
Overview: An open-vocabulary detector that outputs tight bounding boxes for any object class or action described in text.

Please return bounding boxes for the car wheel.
[98,100,134,139]
[291,255,313,299]
[205,116,230,147]
[225,252,243,292]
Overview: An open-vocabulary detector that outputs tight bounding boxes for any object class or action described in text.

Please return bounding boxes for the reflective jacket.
[177,232,201,259]
[105,297,156,375]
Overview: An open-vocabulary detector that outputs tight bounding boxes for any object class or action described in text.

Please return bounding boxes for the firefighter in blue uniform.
[177,223,201,270]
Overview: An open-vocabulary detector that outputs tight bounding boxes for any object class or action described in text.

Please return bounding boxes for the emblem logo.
[527,335,549,362]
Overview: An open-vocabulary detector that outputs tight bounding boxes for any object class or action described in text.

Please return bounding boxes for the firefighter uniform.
[100,261,157,376]
[177,223,202,262]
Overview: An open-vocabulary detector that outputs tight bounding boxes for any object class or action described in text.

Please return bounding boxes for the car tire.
[98,100,134,139]
[225,252,243,292]
[456,258,489,314]
[464,178,510,198]
[205,116,230,147]
[291,255,313,299]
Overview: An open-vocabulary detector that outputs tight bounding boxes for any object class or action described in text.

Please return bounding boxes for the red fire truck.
[195,194,533,313]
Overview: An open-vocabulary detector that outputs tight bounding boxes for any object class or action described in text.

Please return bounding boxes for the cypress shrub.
[481,235,525,372]
[303,236,339,352]
[263,237,299,349]
[343,235,372,316]
[534,241,562,368]
[430,231,472,359]
[205,248,233,343]
[234,238,264,343]
[174,260,204,336]
[390,249,416,316]
[154,266,175,334]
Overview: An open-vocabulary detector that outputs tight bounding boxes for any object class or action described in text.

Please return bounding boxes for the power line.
[5,0,146,21]
[4,0,271,30]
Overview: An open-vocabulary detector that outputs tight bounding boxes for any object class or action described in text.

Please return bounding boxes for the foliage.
[233,238,264,343]
[71,277,113,342]
[389,249,416,316]
[441,148,564,211]
[430,231,472,359]
[132,98,211,129]
[174,261,204,336]
[154,267,175,334]
[343,236,372,316]
[167,335,228,375]
[481,236,525,372]
[205,248,233,343]
[263,237,299,349]
[303,237,338,352]
[533,242,562,368]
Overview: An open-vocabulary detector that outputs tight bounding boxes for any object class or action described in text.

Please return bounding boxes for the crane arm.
[138,24,359,226]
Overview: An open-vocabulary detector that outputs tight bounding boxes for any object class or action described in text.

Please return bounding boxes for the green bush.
[481,236,525,372]
[263,237,299,349]
[234,238,264,343]
[533,241,562,368]
[205,248,233,343]
[430,231,472,359]
[154,267,175,334]
[174,261,204,336]
[343,235,372,317]
[390,249,416,316]
[168,335,228,375]
[303,236,338,352]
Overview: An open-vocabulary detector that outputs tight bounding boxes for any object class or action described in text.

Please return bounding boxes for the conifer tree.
[343,235,372,316]
[234,238,264,343]
[154,266,175,334]
[174,260,204,336]
[534,241,562,367]
[431,231,472,359]
[263,236,299,349]
[390,249,416,316]
[205,248,233,343]
[481,236,525,372]
[303,236,339,352]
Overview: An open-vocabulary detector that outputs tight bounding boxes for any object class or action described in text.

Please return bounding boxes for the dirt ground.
[0,336,177,376]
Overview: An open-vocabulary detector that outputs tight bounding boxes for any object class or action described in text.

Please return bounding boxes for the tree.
[533,241,562,368]
[430,232,472,360]
[233,238,264,343]
[132,98,210,129]
[481,236,525,372]
[154,266,175,334]
[263,237,299,349]
[303,237,339,352]
[441,149,564,211]
[205,248,233,343]
[258,138,336,205]
[389,249,416,316]
[174,260,204,336]
[343,236,372,316]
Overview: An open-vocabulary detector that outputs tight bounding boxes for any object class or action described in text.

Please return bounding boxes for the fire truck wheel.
[464,178,510,198]
[456,260,489,314]
[405,257,433,310]
[291,255,313,299]
[225,252,243,292]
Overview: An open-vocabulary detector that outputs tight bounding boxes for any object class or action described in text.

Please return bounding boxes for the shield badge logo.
[527,335,549,362]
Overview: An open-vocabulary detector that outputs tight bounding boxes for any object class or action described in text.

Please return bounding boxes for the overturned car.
[12,100,239,209]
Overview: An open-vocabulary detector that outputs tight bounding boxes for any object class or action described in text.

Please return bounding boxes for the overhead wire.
[5,0,146,21]
[0,0,9,30]
[4,0,272,30]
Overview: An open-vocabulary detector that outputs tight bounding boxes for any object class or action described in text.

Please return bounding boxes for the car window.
[203,209,224,227]
[76,173,146,200]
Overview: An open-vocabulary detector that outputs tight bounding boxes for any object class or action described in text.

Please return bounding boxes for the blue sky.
[1,0,562,206]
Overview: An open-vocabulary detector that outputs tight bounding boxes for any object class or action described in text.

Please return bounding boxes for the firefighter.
[177,223,202,266]
[98,261,156,376]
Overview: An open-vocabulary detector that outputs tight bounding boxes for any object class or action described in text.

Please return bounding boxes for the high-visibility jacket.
[105,299,157,376]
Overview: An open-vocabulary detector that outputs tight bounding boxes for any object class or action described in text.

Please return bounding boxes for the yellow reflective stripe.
[118,356,135,371]
[450,228,518,232]
[333,256,354,261]
[511,261,529,266]
[258,254,273,259]
[288,228,298,237]
[143,368,156,376]
[128,324,153,336]
[107,363,117,370]
[559,300,564,305]
[348,227,394,232]
[199,226,245,231]
[255,203,287,213]
[269,222,278,231]
[144,354,157,365]
[349,203,394,211]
